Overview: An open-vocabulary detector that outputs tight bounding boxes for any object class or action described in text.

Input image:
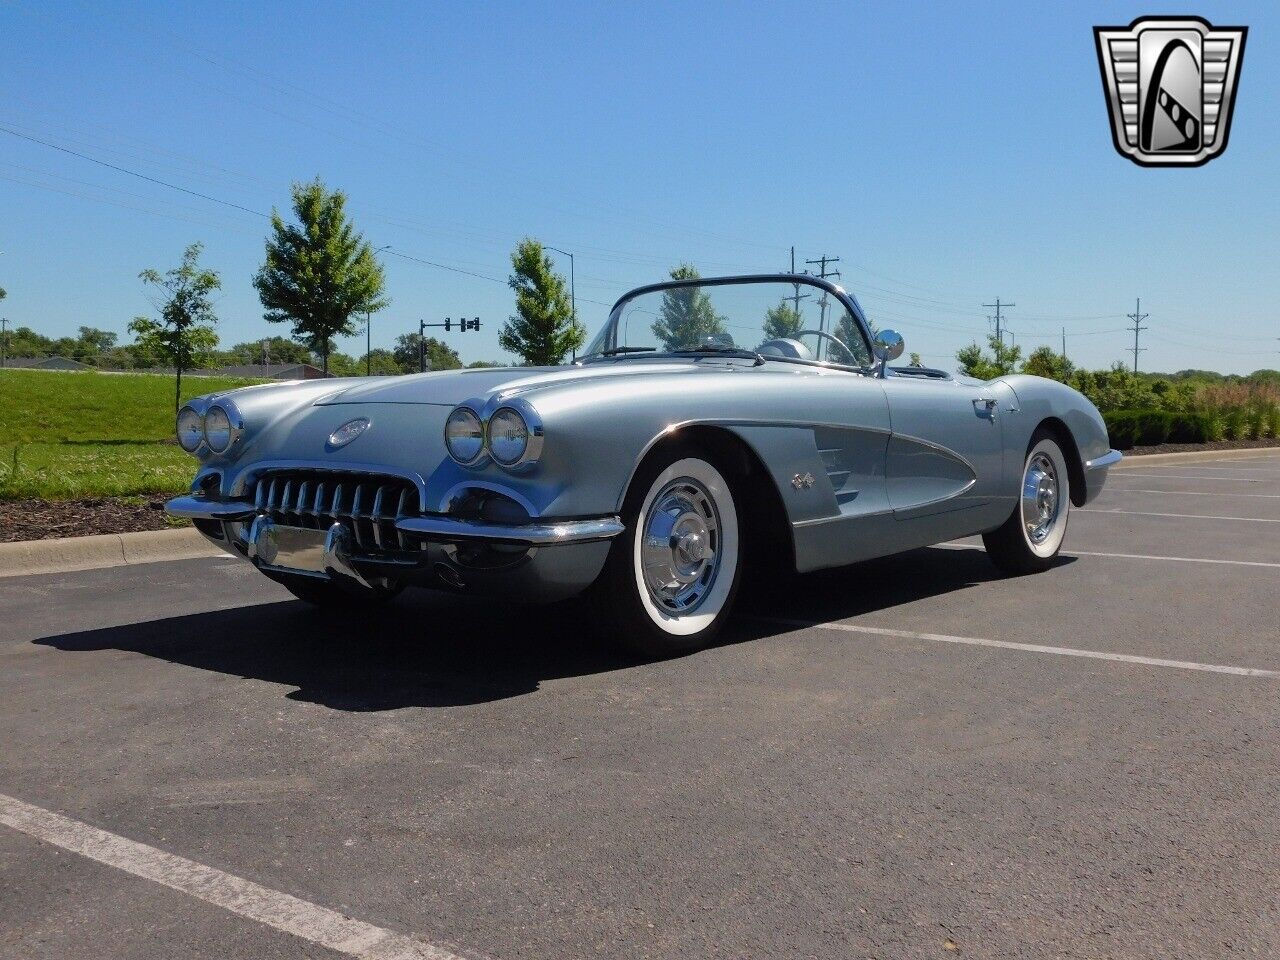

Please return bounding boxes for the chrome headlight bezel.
[444,406,486,466]
[176,405,205,453]
[488,404,544,469]
[444,399,544,472]
[202,401,244,455]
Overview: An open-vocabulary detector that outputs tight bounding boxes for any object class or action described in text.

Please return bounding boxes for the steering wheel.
[796,330,860,365]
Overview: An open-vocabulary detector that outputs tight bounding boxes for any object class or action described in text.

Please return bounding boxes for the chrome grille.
[246,470,420,551]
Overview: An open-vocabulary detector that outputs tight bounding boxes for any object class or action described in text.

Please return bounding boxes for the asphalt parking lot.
[2,452,1278,960]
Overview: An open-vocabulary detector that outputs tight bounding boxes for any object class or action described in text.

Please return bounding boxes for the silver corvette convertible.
[167,274,1120,655]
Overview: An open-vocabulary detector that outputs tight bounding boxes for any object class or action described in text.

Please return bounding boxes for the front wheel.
[983,431,1072,575]
[593,446,742,658]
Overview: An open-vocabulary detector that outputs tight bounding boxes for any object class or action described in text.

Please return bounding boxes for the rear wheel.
[983,430,1071,575]
[593,445,742,657]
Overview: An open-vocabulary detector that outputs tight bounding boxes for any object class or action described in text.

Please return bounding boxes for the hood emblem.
[328,418,370,449]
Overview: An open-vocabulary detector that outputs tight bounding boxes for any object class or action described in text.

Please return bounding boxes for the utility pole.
[805,254,841,360]
[981,298,1014,351]
[1127,297,1148,373]
[0,317,7,369]
[785,247,810,319]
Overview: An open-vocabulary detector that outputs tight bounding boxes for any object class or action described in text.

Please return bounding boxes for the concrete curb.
[0,528,222,579]
[1114,446,1279,468]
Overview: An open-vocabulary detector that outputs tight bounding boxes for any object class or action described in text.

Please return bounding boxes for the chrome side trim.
[165,494,256,520]
[396,515,624,545]
[1085,449,1124,471]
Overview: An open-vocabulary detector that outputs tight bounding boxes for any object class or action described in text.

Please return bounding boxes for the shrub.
[1103,409,1214,449]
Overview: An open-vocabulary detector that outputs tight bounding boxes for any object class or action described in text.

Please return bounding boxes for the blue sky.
[1,1,1276,373]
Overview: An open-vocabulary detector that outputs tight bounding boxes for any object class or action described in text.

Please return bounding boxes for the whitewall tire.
[594,446,743,657]
[983,430,1072,574]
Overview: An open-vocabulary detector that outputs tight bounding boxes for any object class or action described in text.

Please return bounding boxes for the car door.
[878,375,1008,528]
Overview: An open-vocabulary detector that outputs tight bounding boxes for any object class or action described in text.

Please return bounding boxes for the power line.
[0,126,266,219]
[1127,297,1149,373]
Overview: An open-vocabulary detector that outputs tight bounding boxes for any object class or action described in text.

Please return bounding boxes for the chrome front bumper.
[1082,448,1123,504]
[165,494,624,546]
[166,492,623,601]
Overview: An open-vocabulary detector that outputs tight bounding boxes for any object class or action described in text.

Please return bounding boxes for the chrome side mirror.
[873,329,905,362]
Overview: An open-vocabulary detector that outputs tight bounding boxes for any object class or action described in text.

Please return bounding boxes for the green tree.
[357,348,404,376]
[392,333,461,373]
[129,242,221,412]
[4,325,53,358]
[253,178,388,374]
[325,352,361,378]
[651,264,726,350]
[499,238,583,365]
[1022,345,1073,383]
[762,300,803,340]
[467,359,503,369]
[76,326,117,354]
[956,333,1022,380]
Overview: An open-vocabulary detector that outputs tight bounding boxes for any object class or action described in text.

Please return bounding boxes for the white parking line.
[764,619,1280,678]
[1111,473,1267,482]
[1109,488,1280,499]
[937,542,1280,569]
[1081,508,1280,523]
[0,793,473,960]
[1065,549,1280,569]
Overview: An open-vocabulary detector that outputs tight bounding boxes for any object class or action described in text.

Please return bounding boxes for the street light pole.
[545,245,576,362]
[368,244,392,375]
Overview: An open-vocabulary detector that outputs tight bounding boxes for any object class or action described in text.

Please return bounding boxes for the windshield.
[585,277,874,368]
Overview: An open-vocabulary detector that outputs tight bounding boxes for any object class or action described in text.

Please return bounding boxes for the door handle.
[973,398,998,419]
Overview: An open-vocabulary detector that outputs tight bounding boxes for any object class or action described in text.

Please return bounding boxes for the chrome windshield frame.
[581,273,877,372]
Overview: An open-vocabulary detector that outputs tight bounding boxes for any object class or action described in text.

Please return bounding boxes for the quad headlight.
[444,402,543,470]
[203,405,234,453]
[176,405,204,452]
[488,407,530,466]
[444,407,485,465]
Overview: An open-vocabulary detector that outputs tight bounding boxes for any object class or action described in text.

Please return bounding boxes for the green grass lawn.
[0,369,267,501]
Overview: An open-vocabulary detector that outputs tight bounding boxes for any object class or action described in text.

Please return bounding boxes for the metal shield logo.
[1094,17,1247,167]
[327,417,370,449]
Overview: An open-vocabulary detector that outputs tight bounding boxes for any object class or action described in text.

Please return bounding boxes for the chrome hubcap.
[641,478,722,614]
[1021,452,1060,545]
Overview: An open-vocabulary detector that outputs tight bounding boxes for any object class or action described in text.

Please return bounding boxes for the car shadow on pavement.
[35,546,1061,711]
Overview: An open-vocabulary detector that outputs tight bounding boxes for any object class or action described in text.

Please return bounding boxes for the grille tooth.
[371,486,387,549]
[351,484,365,548]
[252,471,418,553]
[395,488,409,549]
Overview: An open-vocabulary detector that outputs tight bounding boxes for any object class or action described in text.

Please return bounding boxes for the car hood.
[315,362,713,406]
